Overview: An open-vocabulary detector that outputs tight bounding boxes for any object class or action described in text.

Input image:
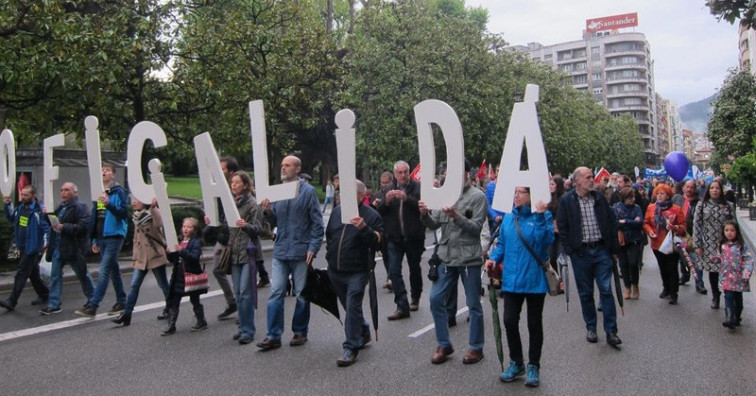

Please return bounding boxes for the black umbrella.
[611,256,624,317]
[301,266,341,322]
[488,280,505,372]
[368,249,379,341]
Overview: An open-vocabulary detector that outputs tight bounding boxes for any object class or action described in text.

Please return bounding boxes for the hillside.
[678,93,717,133]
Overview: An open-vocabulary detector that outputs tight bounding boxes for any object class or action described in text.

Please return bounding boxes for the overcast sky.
[467,0,740,106]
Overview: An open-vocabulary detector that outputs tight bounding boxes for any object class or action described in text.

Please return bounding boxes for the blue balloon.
[663,151,689,182]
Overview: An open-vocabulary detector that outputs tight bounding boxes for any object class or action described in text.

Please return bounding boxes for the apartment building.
[523,13,661,165]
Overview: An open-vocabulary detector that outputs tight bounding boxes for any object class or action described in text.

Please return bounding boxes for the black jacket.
[375,180,425,242]
[49,197,91,262]
[326,204,384,273]
[556,189,620,256]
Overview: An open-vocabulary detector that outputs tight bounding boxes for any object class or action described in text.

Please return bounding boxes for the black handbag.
[514,216,561,296]
[427,244,441,281]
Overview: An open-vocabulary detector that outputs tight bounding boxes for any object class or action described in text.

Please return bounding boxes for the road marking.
[0,290,224,343]
[408,306,469,338]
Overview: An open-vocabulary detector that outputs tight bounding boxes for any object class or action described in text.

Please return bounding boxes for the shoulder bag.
[514,216,561,296]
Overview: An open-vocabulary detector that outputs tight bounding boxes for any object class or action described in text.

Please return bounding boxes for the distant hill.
[678,93,717,133]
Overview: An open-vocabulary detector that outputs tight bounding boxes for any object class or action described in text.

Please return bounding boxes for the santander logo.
[586,13,638,33]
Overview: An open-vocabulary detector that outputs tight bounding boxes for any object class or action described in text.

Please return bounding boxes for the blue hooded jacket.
[91,183,129,243]
[4,199,50,255]
[489,205,554,294]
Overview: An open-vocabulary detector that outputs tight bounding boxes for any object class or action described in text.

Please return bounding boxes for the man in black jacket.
[376,160,426,319]
[557,167,622,347]
[326,180,384,367]
[41,182,95,315]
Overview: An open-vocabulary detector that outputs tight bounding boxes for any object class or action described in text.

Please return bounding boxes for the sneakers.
[524,364,540,387]
[107,303,125,316]
[500,360,526,382]
[217,304,238,320]
[40,306,62,315]
[75,305,96,318]
[0,299,15,311]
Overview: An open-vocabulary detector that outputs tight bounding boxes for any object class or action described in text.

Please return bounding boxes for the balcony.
[603,48,647,57]
[609,104,649,112]
[605,76,647,84]
[604,62,647,71]
[605,90,648,99]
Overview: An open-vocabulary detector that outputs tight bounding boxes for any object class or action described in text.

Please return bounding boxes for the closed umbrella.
[368,250,379,341]
[558,253,570,311]
[487,276,504,372]
[611,256,624,317]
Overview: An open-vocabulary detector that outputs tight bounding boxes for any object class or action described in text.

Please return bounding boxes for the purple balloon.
[664,151,689,182]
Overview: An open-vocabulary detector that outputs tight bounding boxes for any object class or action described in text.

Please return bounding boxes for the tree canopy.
[706,0,756,29]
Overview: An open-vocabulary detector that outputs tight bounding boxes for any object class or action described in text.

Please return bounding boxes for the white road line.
[408,306,469,338]
[0,290,225,343]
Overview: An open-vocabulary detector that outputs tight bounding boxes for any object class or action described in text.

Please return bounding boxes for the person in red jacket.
[643,184,686,305]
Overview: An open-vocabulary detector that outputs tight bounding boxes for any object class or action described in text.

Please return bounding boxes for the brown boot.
[631,284,639,299]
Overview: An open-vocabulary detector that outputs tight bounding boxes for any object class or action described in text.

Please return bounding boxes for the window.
[591,46,600,54]
[592,73,602,81]
[561,64,573,72]
[574,75,587,84]
[576,62,587,70]
[624,97,642,106]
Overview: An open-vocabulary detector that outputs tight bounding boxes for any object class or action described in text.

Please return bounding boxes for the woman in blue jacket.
[485,187,553,388]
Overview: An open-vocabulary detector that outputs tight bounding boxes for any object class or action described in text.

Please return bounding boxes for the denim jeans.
[387,240,424,312]
[429,264,484,350]
[569,247,618,334]
[724,290,743,309]
[265,258,310,340]
[232,262,256,339]
[6,252,49,306]
[88,237,126,309]
[47,250,94,310]
[124,266,170,315]
[322,197,333,213]
[329,270,371,351]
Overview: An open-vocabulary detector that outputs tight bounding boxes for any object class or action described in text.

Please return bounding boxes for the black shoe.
[678,280,688,286]
[233,332,241,341]
[659,289,669,299]
[607,332,622,346]
[387,310,410,321]
[157,308,169,320]
[30,297,48,306]
[668,294,678,305]
[238,335,255,345]
[257,278,270,288]
[217,304,237,320]
[711,294,721,310]
[336,349,358,367]
[723,308,737,329]
[0,299,15,311]
[112,313,131,326]
[256,337,282,351]
[191,321,208,332]
[586,329,598,343]
[40,306,62,315]
[161,326,176,336]
[359,332,372,349]
[448,317,457,328]
[696,284,708,294]
[107,303,125,316]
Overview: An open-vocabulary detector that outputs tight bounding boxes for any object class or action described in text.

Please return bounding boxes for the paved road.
[1,212,755,395]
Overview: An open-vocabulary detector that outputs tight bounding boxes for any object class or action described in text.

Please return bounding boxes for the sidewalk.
[0,239,275,293]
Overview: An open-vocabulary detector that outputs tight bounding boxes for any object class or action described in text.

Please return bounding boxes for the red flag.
[17,173,29,193]
[477,160,487,180]
[488,164,495,181]
[595,167,611,184]
[410,163,422,181]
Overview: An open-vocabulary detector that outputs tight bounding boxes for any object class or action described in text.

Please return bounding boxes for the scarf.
[654,199,672,232]
[133,208,152,226]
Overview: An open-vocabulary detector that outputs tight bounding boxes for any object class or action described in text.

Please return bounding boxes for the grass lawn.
[164,175,327,201]
[165,176,202,199]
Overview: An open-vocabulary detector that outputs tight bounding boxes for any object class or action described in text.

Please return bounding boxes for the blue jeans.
[322,197,333,213]
[329,270,371,351]
[387,240,424,312]
[724,290,743,309]
[88,237,127,309]
[570,247,617,334]
[429,265,484,350]
[48,250,94,310]
[232,262,256,339]
[124,266,170,315]
[265,258,310,340]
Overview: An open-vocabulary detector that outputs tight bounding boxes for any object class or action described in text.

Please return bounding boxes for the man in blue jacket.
[556,167,622,347]
[326,180,384,367]
[76,164,130,317]
[41,182,95,315]
[257,156,324,351]
[0,186,50,311]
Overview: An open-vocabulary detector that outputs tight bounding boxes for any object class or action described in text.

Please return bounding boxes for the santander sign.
[586,13,638,33]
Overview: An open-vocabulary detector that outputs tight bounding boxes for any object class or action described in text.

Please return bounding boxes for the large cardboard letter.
[44,134,65,210]
[84,116,105,200]
[193,133,240,226]
[248,100,298,202]
[148,159,178,250]
[414,99,465,209]
[0,129,15,197]
[127,121,168,204]
[334,109,358,224]
[492,84,550,213]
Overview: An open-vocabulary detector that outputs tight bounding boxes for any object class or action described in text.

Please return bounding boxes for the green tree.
[708,68,756,160]
[706,0,756,29]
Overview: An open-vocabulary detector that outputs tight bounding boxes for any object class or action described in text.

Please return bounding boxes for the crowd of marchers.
[1,159,752,389]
